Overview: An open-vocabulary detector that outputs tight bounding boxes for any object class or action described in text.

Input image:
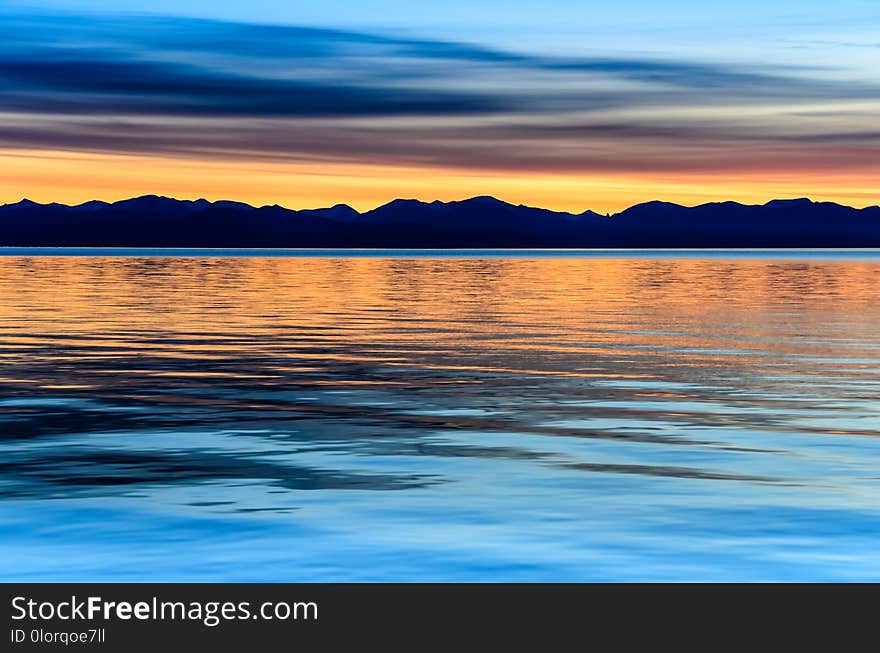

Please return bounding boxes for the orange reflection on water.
[0,254,878,399]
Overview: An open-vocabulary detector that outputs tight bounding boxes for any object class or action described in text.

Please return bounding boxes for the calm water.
[1,251,879,581]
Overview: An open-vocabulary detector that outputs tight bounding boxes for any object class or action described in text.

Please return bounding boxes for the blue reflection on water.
[0,253,879,580]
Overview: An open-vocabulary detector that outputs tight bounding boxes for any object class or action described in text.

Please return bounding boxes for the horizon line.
[4,194,879,217]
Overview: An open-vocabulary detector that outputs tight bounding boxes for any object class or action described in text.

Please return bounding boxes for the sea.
[1,249,879,581]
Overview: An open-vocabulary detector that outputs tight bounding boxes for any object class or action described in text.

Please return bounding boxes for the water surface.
[1,252,879,580]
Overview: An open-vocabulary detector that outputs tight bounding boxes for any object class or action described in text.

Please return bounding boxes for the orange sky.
[1,149,877,214]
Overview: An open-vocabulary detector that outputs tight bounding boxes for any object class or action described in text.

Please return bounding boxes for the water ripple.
[1,253,879,580]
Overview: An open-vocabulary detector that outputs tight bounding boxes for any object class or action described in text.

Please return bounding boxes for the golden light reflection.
[0,255,877,387]
[0,255,878,444]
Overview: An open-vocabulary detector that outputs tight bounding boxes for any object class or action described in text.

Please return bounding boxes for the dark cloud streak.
[3,114,878,174]
[0,56,503,117]
[1,9,875,119]
[0,9,878,174]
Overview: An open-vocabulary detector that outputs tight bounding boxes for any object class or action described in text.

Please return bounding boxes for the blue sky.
[15,0,880,61]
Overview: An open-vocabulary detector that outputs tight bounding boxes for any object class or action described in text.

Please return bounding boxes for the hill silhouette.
[1,195,878,247]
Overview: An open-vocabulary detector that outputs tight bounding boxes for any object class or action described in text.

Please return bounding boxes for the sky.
[1,1,878,212]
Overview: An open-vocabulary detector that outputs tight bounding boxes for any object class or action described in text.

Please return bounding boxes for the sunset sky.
[1,1,878,213]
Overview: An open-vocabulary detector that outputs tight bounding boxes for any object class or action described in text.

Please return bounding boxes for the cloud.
[3,112,878,176]
[0,55,504,117]
[0,8,878,175]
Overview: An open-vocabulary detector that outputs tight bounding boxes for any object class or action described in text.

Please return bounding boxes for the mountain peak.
[368,198,434,215]
[69,200,112,212]
[298,203,360,221]
[615,200,685,218]
[765,198,813,208]
[0,194,878,247]
[3,198,41,209]
[459,195,508,205]
[381,198,428,207]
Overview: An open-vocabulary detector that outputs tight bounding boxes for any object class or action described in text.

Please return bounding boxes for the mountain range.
[2,195,879,248]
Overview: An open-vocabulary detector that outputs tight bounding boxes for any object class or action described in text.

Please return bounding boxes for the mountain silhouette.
[1,195,878,247]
